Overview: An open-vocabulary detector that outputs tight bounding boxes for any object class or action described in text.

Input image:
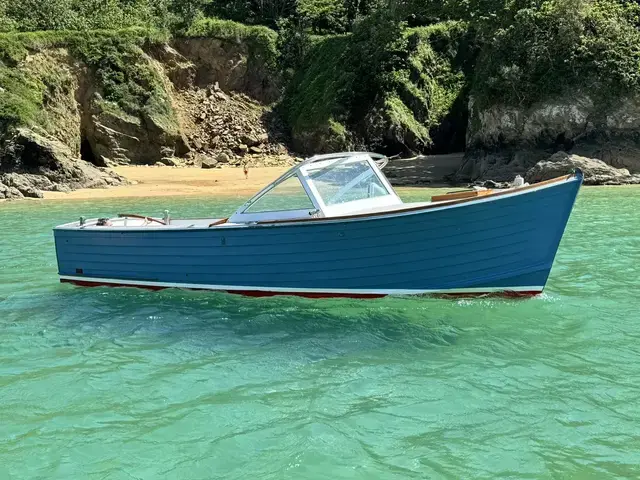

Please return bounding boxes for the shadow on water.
[20,283,464,353]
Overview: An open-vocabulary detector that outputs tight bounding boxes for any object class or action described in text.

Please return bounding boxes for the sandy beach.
[0,154,467,202]
[42,166,291,200]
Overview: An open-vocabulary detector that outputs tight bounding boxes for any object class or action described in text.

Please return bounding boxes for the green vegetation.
[472,0,640,108]
[282,34,351,150]
[282,18,472,151]
[1,0,640,153]
[68,31,175,127]
[0,29,176,136]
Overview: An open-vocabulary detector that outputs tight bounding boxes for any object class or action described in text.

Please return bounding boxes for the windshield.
[306,159,390,206]
[245,175,315,212]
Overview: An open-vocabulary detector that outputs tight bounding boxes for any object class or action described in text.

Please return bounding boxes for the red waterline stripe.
[434,290,541,299]
[61,279,384,298]
[225,289,386,299]
[60,279,541,299]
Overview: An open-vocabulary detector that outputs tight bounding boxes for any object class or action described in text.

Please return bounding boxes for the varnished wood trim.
[256,173,576,226]
[208,218,229,227]
[431,189,493,202]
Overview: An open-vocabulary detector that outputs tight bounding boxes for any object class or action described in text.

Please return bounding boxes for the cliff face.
[457,95,640,181]
[0,26,290,197]
[0,37,189,169]
[171,38,279,103]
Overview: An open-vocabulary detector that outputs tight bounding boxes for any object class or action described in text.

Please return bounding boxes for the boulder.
[0,182,23,199]
[455,149,545,182]
[159,157,182,167]
[525,151,640,185]
[0,173,46,197]
[237,144,248,155]
[216,152,230,164]
[201,157,218,169]
[52,183,71,193]
[241,133,268,147]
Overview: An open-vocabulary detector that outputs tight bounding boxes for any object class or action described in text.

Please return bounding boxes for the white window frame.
[300,154,402,217]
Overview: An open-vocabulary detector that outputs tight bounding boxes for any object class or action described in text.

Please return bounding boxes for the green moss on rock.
[0,28,177,136]
[282,34,351,152]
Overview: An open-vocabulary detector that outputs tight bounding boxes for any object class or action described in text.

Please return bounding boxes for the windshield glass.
[245,175,315,212]
[307,159,390,206]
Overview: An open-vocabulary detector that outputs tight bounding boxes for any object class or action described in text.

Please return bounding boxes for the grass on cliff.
[0,28,176,134]
[184,17,278,69]
[282,20,471,152]
[282,34,351,149]
[388,22,471,148]
[0,19,278,139]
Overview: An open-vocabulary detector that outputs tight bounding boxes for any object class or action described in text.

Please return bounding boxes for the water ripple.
[1,190,640,479]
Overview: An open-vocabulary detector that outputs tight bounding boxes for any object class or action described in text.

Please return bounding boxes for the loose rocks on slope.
[175,86,295,168]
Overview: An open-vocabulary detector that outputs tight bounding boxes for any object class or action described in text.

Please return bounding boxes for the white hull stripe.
[59,276,544,295]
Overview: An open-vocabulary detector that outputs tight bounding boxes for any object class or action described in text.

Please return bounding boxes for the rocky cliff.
[456,95,640,182]
[0,25,293,198]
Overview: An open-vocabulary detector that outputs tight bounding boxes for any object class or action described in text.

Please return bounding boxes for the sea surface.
[1,187,639,479]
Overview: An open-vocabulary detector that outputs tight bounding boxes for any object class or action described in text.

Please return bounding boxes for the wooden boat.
[53,152,583,298]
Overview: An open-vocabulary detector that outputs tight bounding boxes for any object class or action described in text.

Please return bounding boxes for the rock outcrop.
[172,38,279,104]
[526,151,640,185]
[0,128,126,199]
[83,101,190,166]
[20,48,191,168]
[457,94,640,182]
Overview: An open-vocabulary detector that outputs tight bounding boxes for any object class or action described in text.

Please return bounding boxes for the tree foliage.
[473,0,640,107]
[1,0,640,153]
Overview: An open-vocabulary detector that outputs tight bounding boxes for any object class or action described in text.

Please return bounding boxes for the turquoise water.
[1,187,640,479]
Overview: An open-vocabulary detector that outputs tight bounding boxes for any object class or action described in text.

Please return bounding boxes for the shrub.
[472,0,640,107]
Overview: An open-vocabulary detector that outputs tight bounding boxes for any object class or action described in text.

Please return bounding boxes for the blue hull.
[54,174,582,297]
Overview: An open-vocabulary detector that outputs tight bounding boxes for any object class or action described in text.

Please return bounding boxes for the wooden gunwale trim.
[431,189,493,202]
[208,218,229,227]
[256,173,575,226]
